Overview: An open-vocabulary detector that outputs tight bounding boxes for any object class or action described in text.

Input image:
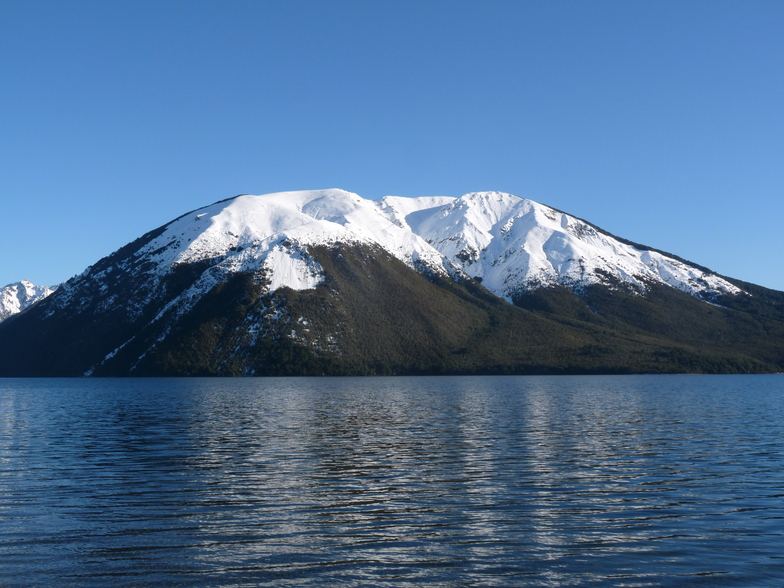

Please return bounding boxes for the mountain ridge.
[1,189,781,376]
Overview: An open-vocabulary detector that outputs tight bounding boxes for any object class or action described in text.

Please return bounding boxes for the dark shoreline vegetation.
[1,242,784,377]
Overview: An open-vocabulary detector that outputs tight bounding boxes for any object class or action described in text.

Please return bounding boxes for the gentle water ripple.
[1,375,783,586]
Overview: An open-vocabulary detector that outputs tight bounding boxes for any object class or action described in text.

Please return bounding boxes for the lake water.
[1,375,783,587]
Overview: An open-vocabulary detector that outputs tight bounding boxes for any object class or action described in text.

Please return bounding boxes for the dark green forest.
[2,242,782,377]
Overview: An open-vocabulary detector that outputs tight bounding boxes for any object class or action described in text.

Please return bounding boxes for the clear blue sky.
[2,0,783,290]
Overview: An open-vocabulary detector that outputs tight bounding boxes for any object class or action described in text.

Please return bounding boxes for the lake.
[1,375,783,587]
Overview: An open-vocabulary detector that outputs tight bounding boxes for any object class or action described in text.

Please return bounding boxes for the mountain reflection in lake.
[1,375,783,587]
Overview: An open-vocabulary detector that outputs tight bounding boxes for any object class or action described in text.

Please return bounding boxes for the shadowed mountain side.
[93,243,610,376]
[1,242,779,376]
[514,283,784,373]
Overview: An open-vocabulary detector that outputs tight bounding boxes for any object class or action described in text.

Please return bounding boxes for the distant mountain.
[1,189,782,376]
[0,280,56,323]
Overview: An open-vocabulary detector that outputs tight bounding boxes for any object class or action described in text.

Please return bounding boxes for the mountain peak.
[0,280,57,322]
[377,191,741,302]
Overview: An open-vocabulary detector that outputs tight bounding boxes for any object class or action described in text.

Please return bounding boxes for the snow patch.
[263,245,324,292]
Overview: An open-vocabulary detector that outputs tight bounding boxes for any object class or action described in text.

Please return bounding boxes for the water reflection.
[1,375,783,586]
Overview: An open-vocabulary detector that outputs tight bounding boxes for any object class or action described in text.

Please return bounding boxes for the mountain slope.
[0,189,781,376]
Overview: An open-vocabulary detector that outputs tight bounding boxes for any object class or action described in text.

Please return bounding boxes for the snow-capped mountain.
[51,189,741,320]
[0,280,56,322]
[2,188,781,378]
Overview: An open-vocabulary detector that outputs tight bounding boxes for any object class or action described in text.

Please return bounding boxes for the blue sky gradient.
[2,1,783,289]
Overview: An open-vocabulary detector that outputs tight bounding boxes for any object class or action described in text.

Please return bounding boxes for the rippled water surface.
[1,375,783,587]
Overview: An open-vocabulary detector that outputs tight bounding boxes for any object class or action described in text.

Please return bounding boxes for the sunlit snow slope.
[51,188,741,325]
[379,191,742,301]
[135,189,450,284]
[0,281,56,322]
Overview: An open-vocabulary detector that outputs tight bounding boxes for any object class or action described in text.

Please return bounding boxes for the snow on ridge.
[131,188,742,303]
[39,189,744,328]
[390,191,742,301]
[0,280,57,322]
[134,189,454,294]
